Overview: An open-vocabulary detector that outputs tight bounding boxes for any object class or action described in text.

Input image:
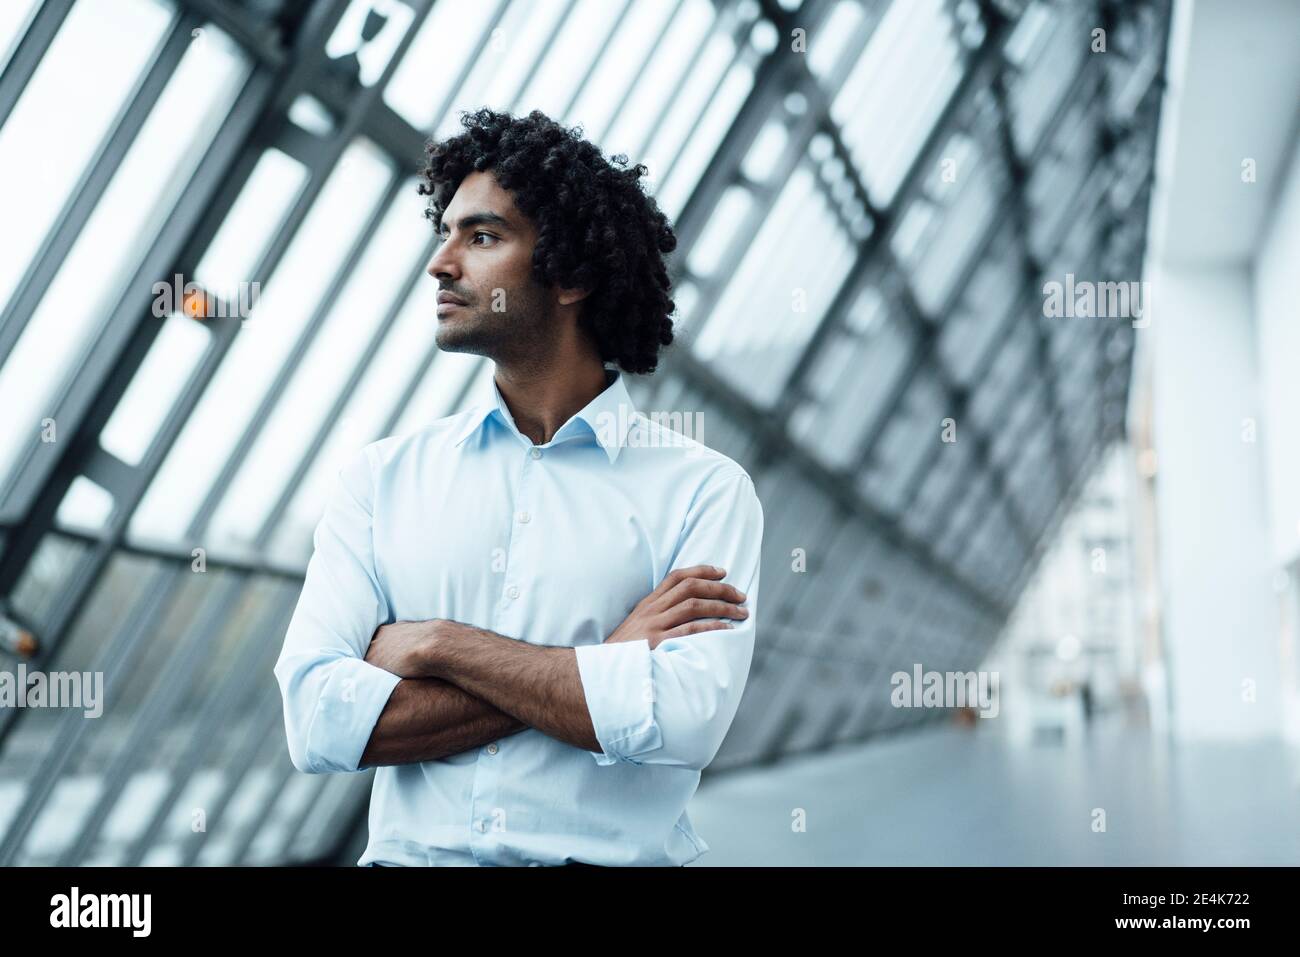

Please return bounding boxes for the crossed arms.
[273,446,764,774]
[357,564,750,766]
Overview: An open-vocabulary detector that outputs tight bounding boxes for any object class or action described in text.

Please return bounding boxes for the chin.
[435,325,488,357]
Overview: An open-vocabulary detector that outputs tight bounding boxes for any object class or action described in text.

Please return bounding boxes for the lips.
[437,291,467,306]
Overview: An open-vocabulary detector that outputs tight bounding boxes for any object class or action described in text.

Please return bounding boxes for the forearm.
[360,675,528,767]
[426,623,602,754]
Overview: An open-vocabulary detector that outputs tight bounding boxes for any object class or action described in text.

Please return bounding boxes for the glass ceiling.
[0,0,1170,864]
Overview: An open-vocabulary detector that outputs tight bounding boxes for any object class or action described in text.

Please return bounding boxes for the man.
[274,108,763,867]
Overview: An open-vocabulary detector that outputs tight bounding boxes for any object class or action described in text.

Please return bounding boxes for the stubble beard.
[435,282,555,366]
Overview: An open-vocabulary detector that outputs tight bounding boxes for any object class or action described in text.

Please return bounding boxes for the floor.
[686,720,1300,865]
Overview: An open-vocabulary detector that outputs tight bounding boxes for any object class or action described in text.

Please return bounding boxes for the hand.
[605,565,748,651]
[365,620,441,678]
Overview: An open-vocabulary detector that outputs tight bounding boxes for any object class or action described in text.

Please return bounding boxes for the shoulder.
[626,412,759,515]
[630,412,751,478]
[360,406,487,471]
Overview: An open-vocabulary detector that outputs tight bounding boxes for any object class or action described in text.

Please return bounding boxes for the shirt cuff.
[573,639,662,766]
[307,656,402,773]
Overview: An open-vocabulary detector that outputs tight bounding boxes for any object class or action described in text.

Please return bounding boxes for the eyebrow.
[438,211,512,235]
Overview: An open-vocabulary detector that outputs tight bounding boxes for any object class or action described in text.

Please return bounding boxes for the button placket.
[472,448,541,859]
[500,447,537,607]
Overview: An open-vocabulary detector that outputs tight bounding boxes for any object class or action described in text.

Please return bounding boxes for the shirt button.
[506,585,520,600]
[517,511,531,524]
[477,820,488,833]
[530,448,542,459]
[486,743,498,755]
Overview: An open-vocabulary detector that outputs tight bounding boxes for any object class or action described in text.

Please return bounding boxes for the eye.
[472,231,497,246]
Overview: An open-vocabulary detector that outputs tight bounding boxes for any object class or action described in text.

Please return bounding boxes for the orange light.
[1,616,38,658]
[182,289,209,319]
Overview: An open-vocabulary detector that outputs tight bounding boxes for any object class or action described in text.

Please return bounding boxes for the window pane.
[98,313,209,468]
[0,0,42,75]
[268,276,445,564]
[383,0,505,130]
[55,476,115,531]
[833,0,961,205]
[323,0,413,88]
[391,350,485,439]
[208,181,429,548]
[130,139,393,544]
[195,149,310,298]
[0,0,172,314]
[0,551,155,857]
[0,19,248,493]
[520,0,627,121]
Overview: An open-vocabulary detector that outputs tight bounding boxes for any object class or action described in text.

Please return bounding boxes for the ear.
[555,284,592,308]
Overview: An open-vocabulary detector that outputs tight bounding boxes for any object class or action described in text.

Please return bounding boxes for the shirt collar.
[453,366,638,464]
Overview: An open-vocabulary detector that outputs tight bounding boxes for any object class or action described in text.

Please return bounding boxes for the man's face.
[425,170,555,363]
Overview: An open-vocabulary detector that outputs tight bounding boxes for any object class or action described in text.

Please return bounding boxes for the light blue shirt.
[273,367,764,866]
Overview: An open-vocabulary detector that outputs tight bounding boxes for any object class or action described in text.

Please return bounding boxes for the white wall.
[1136,0,1300,741]
[1148,265,1283,738]
[1253,133,1300,568]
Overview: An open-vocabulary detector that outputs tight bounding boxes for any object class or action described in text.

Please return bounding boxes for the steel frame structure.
[0,0,1170,865]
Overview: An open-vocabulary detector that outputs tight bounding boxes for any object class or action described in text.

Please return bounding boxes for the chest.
[372,445,667,646]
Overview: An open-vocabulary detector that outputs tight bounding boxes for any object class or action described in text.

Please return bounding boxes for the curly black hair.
[418,108,677,375]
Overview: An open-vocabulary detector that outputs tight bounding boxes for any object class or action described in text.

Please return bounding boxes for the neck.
[493,355,610,446]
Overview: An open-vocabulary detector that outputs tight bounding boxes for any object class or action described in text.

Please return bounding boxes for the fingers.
[659,619,736,643]
[659,575,746,612]
[652,565,726,600]
[660,597,749,630]
[626,566,750,649]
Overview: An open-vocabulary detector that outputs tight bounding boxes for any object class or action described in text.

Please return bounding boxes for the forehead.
[442,171,523,225]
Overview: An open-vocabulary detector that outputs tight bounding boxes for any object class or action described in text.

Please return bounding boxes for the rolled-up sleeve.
[574,468,763,771]
[273,444,401,774]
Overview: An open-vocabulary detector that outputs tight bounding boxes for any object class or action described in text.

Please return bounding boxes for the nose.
[426,239,457,281]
